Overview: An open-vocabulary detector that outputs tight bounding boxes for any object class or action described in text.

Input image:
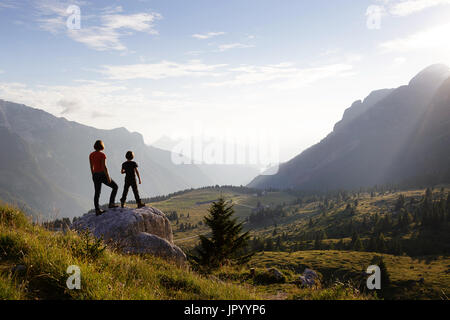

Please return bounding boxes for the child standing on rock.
[120,151,146,209]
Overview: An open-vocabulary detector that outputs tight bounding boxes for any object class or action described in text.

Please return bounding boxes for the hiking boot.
[95,209,105,216]
[108,204,119,209]
[137,201,146,209]
[120,201,125,208]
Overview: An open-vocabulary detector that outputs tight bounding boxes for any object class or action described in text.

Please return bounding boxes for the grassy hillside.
[143,186,449,299]
[0,202,259,300]
[144,186,296,249]
[0,202,376,300]
[153,186,449,257]
[4,183,448,300]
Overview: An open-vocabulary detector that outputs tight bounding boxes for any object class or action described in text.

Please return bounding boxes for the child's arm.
[121,168,125,174]
[135,167,142,184]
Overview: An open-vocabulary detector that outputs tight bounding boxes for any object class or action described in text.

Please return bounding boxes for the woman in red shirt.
[89,140,119,216]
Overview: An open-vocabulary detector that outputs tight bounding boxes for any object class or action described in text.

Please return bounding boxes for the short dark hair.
[125,151,134,160]
[94,140,105,151]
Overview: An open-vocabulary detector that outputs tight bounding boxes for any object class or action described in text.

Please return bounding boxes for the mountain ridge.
[249,64,450,190]
[0,100,215,218]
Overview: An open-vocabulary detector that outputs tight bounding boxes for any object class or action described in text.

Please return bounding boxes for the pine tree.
[265,238,274,251]
[353,234,364,251]
[314,234,322,250]
[370,255,391,297]
[189,197,252,271]
[336,239,344,250]
[367,235,377,252]
[376,233,387,253]
[394,194,405,212]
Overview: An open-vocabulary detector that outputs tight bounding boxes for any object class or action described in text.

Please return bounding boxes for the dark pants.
[92,172,118,210]
[120,179,141,204]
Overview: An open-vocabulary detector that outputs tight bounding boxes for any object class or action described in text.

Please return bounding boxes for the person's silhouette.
[120,151,146,209]
[89,140,118,216]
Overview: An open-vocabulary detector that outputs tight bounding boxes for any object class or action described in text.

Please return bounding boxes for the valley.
[140,185,450,299]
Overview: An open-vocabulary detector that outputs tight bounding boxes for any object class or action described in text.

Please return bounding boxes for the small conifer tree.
[189,197,252,271]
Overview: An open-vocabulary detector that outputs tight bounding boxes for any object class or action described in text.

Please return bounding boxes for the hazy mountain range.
[1,64,449,218]
[151,135,261,186]
[249,64,450,190]
[0,101,258,218]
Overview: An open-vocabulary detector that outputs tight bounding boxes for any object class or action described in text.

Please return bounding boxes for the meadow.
[2,185,448,300]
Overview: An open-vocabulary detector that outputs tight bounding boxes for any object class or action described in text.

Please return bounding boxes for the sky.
[1,0,450,166]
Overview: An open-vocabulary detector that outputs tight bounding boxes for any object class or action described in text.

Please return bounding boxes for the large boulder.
[72,207,186,266]
[267,268,286,283]
[297,268,320,288]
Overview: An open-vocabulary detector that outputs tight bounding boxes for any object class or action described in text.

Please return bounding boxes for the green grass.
[249,251,450,299]
[0,203,259,300]
[210,264,373,300]
[3,186,449,300]
[0,202,383,300]
[136,186,450,299]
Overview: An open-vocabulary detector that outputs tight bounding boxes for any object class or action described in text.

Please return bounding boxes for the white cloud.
[388,0,450,16]
[34,1,162,51]
[34,0,78,33]
[0,80,131,117]
[101,5,123,15]
[38,16,68,33]
[35,0,74,16]
[380,23,450,52]
[57,98,80,114]
[203,63,354,88]
[0,0,20,9]
[217,43,254,52]
[101,12,161,33]
[99,60,228,80]
[192,32,226,39]
[97,60,351,87]
[70,12,161,51]
[68,27,127,51]
[0,80,214,133]
[372,0,450,17]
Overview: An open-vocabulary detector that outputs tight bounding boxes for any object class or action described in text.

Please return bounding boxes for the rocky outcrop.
[72,207,186,266]
[267,268,286,283]
[297,268,320,288]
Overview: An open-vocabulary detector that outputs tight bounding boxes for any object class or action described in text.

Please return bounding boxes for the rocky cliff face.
[248,64,450,190]
[72,206,186,266]
[389,76,450,185]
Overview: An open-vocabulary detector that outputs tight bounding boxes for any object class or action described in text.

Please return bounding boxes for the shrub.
[0,204,30,229]
[71,231,106,261]
[0,233,28,260]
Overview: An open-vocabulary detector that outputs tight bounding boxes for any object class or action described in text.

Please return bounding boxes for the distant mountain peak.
[409,64,450,87]
[249,64,450,191]
[333,88,394,132]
